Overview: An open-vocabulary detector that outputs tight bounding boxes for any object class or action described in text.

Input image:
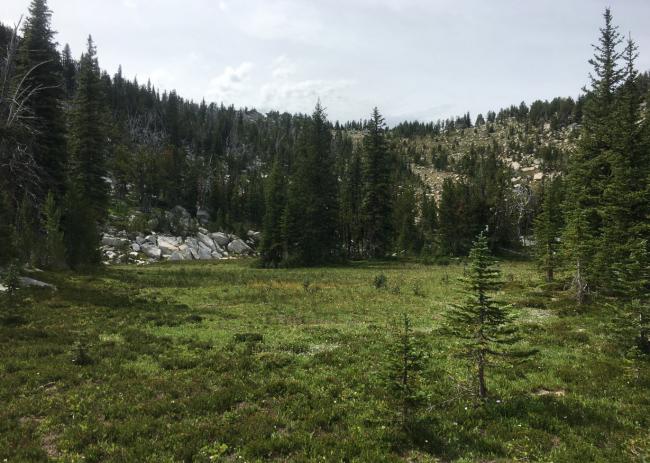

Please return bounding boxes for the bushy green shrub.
[373,273,388,289]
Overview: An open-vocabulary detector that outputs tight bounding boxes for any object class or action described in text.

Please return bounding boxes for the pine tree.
[393,184,419,255]
[64,36,107,268]
[640,82,650,252]
[339,148,363,258]
[62,182,100,269]
[597,35,645,290]
[283,102,339,265]
[437,179,460,256]
[437,178,479,256]
[260,157,285,268]
[0,23,12,51]
[563,8,625,293]
[619,37,649,254]
[16,0,67,198]
[3,262,21,304]
[384,313,425,432]
[14,194,38,265]
[68,36,108,223]
[445,232,529,399]
[41,191,66,269]
[563,207,593,304]
[533,177,564,282]
[361,107,393,258]
[0,192,15,265]
[61,43,77,99]
[419,192,438,257]
[613,239,650,354]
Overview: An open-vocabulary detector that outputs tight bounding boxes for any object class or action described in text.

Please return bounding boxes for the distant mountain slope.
[393,115,579,196]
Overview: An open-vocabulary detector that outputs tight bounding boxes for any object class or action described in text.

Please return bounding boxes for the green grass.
[1,260,648,462]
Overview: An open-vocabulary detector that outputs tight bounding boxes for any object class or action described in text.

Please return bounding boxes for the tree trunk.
[574,258,587,304]
[478,350,487,399]
[546,242,554,282]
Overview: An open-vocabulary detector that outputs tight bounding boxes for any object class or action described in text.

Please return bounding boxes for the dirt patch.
[18,417,61,459]
[18,415,44,426]
[41,431,61,459]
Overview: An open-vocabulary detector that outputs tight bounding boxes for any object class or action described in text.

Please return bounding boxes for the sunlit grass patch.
[122,355,161,375]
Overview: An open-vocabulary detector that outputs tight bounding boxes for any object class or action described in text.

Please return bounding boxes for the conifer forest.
[1,2,649,461]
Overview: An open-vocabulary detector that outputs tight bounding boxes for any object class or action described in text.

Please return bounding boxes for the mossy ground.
[1,260,648,462]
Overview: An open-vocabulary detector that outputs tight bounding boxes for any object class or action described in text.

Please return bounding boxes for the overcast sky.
[3,0,650,125]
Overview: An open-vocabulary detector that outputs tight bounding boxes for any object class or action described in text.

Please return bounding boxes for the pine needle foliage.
[260,157,285,268]
[613,240,650,354]
[533,177,564,282]
[384,313,426,432]
[445,232,529,399]
[41,191,66,269]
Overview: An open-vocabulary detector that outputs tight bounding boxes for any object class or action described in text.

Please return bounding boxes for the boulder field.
[101,206,261,265]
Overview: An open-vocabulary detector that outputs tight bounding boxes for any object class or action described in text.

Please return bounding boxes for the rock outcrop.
[101,207,260,265]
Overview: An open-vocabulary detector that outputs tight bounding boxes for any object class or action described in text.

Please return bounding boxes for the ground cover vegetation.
[1,2,649,461]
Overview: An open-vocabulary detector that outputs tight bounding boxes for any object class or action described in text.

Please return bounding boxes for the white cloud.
[187,51,202,63]
[149,67,177,90]
[227,1,324,45]
[270,55,296,79]
[201,55,354,115]
[258,55,353,114]
[207,62,255,101]
[260,78,353,114]
[33,0,636,123]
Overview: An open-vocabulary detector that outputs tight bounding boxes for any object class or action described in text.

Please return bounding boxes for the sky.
[3,0,650,125]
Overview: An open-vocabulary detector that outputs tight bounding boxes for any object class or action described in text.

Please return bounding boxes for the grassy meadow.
[1,259,649,462]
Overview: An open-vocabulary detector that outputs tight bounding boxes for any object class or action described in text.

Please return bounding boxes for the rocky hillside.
[100,113,579,265]
[394,117,578,195]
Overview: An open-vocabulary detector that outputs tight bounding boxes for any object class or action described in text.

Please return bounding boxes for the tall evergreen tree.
[41,191,66,269]
[14,194,38,265]
[339,147,363,258]
[0,23,12,51]
[61,43,76,99]
[16,0,67,198]
[393,184,419,255]
[260,157,285,268]
[563,8,624,293]
[620,37,649,248]
[419,191,438,257]
[64,36,107,268]
[437,178,461,256]
[597,35,645,289]
[62,182,100,268]
[68,35,108,223]
[283,102,339,265]
[533,177,564,282]
[437,178,480,256]
[361,107,393,258]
